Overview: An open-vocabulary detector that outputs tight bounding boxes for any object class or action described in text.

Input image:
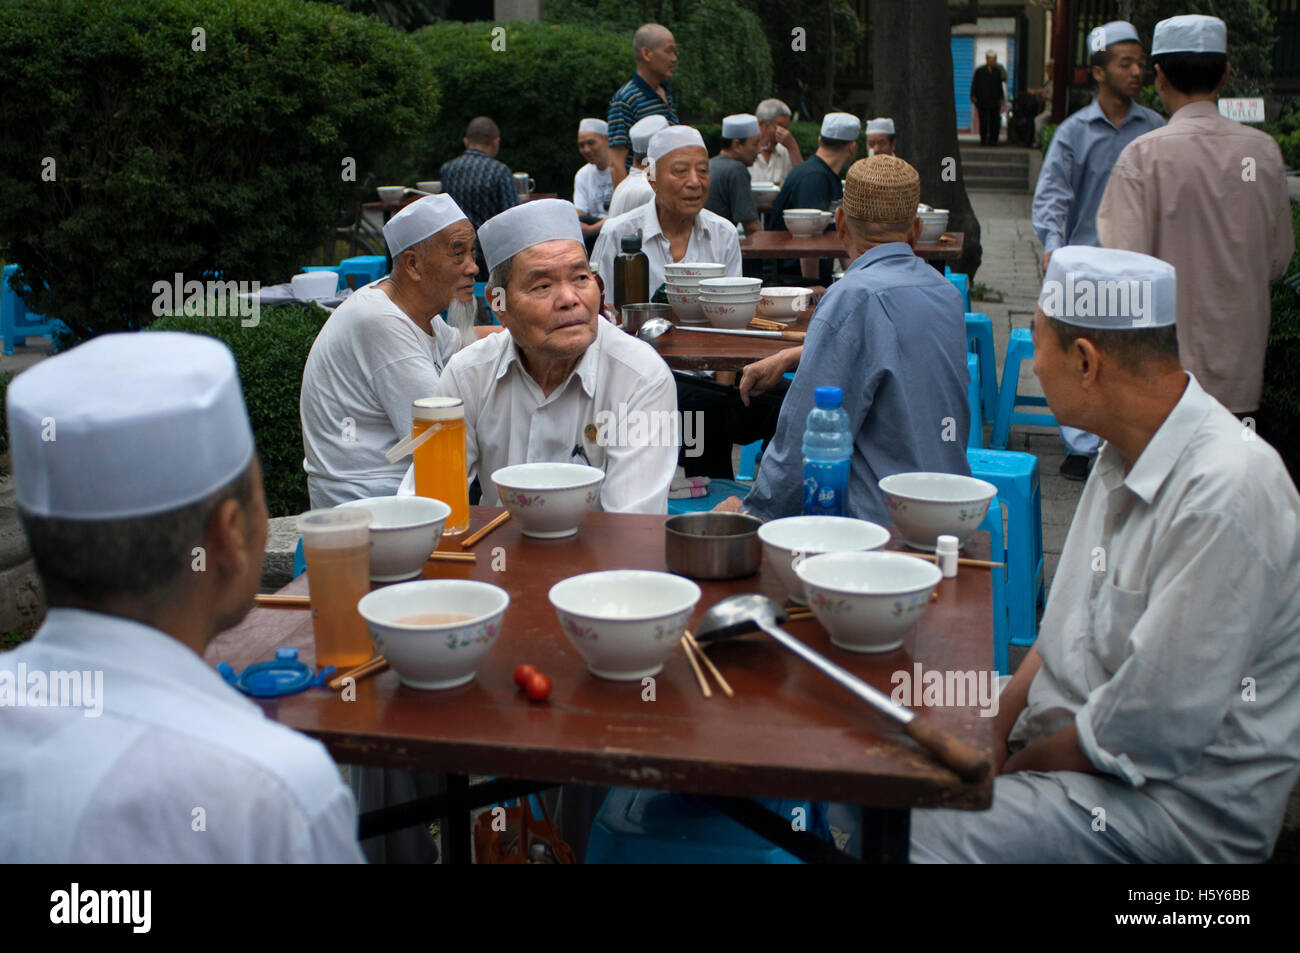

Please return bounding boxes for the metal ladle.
[694,594,991,782]
[635,317,804,344]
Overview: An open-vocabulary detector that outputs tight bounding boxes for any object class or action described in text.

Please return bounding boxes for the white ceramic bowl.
[918,209,949,243]
[666,290,705,323]
[664,280,701,293]
[698,276,762,294]
[878,472,997,550]
[752,181,780,211]
[377,185,406,205]
[417,180,442,194]
[758,286,812,320]
[291,270,339,300]
[357,579,509,689]
[700,299,758,328]
[336,496,452,581]
[757,516,891,604]
[549,570,701,680]
[784,208,827,237]
[795,551,942,653]
[663,262,725,279]
[491,463,604,538]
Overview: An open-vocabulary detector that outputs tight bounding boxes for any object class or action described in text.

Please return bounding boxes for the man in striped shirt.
[607,23,679,188]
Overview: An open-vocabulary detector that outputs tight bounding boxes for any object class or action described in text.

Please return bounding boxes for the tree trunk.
[872,0,983,279]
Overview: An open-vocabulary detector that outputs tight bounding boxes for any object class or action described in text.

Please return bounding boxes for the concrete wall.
[495,0,541,21]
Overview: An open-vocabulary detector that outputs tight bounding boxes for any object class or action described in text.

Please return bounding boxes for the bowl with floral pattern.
[878,472,998,550]
[548,570,701,680]
[491,463,605,538]
[757,516,891,605]
[794,551,941,653]
[357,580,509,689]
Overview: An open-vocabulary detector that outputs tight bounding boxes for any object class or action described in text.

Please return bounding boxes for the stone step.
[966,177,1031,191]
[961,153,1030,169]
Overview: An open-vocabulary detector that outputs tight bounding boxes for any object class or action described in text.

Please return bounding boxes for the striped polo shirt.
[606,73,679,168]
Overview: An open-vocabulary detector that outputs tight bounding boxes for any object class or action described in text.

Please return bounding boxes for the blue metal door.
[952,36,974,130]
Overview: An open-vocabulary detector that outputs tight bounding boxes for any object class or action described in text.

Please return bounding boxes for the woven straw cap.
[843,155,920,224]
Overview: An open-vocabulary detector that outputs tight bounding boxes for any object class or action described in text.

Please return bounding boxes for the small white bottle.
[936,535,959,578]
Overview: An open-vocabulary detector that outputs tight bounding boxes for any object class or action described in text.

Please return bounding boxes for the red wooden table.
[209,508,995,863]
[652,311,811,372]
[741,230,963,264]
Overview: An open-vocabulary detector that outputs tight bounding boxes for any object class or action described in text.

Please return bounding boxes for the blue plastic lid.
[813,386,843,409]
[215,647,336,698]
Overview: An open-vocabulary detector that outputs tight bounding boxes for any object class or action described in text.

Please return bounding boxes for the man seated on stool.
[912,247,1300,863]
[300,194,477,508]
[717,155,971,522]
[1,333,363,862]
[399,199,677,513]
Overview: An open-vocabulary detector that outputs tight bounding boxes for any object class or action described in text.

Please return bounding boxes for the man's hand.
[739,346,801,406]
[713,495,747,513]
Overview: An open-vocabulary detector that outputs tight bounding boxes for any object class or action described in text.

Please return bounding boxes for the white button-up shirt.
[1010,374,1300,862]
[606,166,655,220]
[398,318,677,513]
[590,200,743,306]
[0,609,364,862]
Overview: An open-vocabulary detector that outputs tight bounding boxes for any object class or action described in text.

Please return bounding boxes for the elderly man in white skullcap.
[398,199,678,513]
[705,113,763,236]
[0,333,363,862]
[574,117,614,241]
[591,125,743,308]
[606,114,668,219]
[865,117,896,156]
[300,194,478,508]
[912,246,1300,863]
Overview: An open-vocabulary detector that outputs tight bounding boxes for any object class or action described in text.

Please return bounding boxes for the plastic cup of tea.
[298,508,375,671]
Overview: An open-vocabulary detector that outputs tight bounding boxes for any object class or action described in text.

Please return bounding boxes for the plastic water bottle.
[802,386,852,516]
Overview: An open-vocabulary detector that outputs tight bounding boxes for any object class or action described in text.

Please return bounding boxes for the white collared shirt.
[750,142,792,186]
[397,318,677,513]
[0,609,364,863]
[589,200,743,306]
[606,166,655,220]
[1010,374,1300,862]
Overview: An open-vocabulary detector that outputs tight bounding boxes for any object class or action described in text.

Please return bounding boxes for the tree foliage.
[1130,0,1274,97]
[0,0,437,341]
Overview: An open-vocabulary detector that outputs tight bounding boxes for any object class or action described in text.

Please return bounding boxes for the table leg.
[859,806,910,863]
[444,774,472,865]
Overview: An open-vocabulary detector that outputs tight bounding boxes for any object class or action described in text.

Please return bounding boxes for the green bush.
[697,120,841,164]
[1263,200,1300,486]
[1039,122,1058,156]
[0,0,437,343]
[1276,130,1300,171]
[149,303,329,517]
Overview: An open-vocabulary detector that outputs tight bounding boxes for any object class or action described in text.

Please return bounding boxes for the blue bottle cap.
[215,648,337,698]
[813,386,843,408]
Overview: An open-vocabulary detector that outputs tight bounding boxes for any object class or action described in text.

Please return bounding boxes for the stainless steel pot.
[664,512,763,580]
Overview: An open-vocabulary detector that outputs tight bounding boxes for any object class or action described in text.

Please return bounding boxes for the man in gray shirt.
[705,113,762,236]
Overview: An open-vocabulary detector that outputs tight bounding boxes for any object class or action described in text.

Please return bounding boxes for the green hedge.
[149,303,329,517]
[1263,200,1300,485]
[0,0,437,343]
[697,120,826,164]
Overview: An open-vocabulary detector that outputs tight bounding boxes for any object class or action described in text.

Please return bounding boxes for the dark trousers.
[977,105,1002,145]
[674,373,788,479]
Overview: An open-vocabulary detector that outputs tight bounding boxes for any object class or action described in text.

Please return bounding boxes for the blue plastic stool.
[585,789,829,864]
[301,265,342,275]
[338,255,388,290]
[967,448,1044,656]
[667,478,754,514]
[990,328,1057,450]
[965,312,998,423]
[975,495,1010,673]
[945,268,972,312]
[736,441,763,482]
[2,264,66,355]
[966,353,983,449]
[292,537,306,579]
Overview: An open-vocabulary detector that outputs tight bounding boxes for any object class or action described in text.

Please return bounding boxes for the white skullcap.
[648,125,707,164]
[478,198,584,273]
[383,194,469,257]
[1088,20,1140,54]
[1037,246,1176,330]
[7,332,255,519]
[721,113,760,139]
[579,118,608,137]
[630,114,669,154]
[820,112,861,141]
[866,117,895,135]
[1152,14,1227,56]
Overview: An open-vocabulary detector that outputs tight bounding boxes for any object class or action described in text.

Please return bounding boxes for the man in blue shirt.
[1032,20,1164,479]
[606,23,679,187]
[440,116,520,276]
[718,156,971,523]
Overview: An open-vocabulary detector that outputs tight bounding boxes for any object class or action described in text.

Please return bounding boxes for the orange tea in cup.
[412,396,469,535]
[299,508,375,671]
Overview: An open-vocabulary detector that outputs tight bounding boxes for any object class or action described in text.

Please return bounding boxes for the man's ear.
[205,498,251,580]
[1074,336,1102,384]
[1091,63,1106,86]
[907,216,923,246]
[1217,61,1231,92]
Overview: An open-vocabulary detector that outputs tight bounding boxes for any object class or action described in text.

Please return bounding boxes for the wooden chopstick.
[326,655,388,691]
[255,594,311,608]
[427,551,477,563]
[460,511,511,549]
[902,551,1005,569]
[681,636,712,697]
[683,631,733,697]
